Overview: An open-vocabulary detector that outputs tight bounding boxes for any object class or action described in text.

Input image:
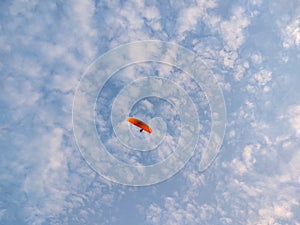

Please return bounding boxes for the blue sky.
[1,0,300,224]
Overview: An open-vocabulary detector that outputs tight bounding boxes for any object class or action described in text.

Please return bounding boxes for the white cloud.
[3,77,41,109]
[220,7,250,51]
[0,0,118,224]
[219,49,238,68]
[199,204,215,220]
[2,0,299,224]
[146,194,207,225]
[233,179,262,197]
[176,0,218,40]
[253,69,272,86]
[147,204,162,224]
[251,53,263,64]
[119,4,144,30]
[143,6,162,31]
[282,16,300,49]
[289,105,300,136]
[243,145,254,167]
[230,158,248,175]
[218,6,251,70]
[258,202,294,221]
[177,7,204,35]
[186,171,206,188]
[233,61,249,81]
[21,127,71,222]
[102,0,164,45]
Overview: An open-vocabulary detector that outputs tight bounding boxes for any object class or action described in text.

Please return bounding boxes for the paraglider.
[127,117,152,134]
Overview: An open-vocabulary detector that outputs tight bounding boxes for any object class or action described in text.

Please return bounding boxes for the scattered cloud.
[282,16,300,49]
[253,69,272,86]
[288,105,300,137]
[1,0,299,225]
[176,0,218,40]
[220,7,250,52]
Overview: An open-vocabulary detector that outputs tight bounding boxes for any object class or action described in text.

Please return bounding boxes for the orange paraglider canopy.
[127,117,152,134]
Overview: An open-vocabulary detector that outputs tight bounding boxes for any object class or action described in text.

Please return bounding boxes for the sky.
[0,0,300,224]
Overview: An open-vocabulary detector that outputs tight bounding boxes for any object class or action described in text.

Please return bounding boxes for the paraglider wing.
[127,117,152,134]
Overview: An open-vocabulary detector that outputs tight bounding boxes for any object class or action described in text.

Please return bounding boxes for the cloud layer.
[1,0,299,224]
